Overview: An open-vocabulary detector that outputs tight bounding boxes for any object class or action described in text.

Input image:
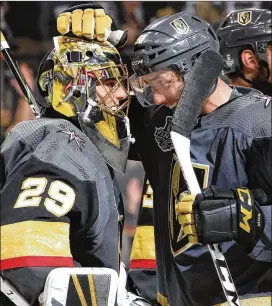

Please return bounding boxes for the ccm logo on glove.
[176,186,266,253]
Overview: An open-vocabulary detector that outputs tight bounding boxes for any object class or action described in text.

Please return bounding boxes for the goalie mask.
[37,36,133,173]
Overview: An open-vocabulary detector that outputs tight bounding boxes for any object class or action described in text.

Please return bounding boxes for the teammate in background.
[128,179,157,304]
[216,8,272,95]
[0,8,132,305]
[122,178,143,262]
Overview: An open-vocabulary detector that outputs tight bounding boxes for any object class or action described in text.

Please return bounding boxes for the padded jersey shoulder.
[1,118,110,182]
[202,87,271,139]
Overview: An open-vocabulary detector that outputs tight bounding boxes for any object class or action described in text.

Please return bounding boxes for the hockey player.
[216,8,272,95]
[56,6,272,306]
[128,11,272,306]
[0,11,133,305]
[128,178,157,304]
[129,8,272,303]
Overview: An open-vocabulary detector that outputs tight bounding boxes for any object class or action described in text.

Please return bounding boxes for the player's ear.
[240,49,259,72]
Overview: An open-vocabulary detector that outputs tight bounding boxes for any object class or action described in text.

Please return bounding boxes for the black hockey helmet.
[216,8,272,76]
[129,12,220,107]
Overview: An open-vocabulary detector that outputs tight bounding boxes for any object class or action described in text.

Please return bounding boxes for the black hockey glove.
[176,186,266,253]
[57,3,128,48]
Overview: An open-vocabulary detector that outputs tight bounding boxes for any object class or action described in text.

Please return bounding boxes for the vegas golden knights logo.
[237,11,252,26]
[170,18,189,34]
[169,154,209,256]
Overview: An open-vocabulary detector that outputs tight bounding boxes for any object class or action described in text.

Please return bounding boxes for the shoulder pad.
[2,118,109,181]
[205,89,271,139]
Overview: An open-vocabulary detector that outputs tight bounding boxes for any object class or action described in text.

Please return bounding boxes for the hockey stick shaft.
[0,31,41,118]
[171,50,240,306]
[0,277,30,306]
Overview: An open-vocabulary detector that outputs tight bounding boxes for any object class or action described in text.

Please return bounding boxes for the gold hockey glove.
[57,3,127,48]
[176,187,266,253]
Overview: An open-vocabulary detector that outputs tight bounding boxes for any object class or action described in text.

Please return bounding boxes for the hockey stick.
[170,50,240,306]
[0,277,30,306]
[0,31,42,118]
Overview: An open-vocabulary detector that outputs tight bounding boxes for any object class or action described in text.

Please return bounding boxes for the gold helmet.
[37,36,133,173]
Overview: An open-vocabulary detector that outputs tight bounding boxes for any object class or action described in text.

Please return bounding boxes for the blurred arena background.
[0,0,269,266]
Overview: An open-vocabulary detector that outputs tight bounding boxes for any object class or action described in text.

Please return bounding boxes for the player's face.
[131,69,184,108]
[143,70,184,107]
[96,80,128,110]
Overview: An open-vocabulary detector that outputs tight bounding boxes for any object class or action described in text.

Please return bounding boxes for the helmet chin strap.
[237,70,254,85]
[82,77,97,123]
[234,64,272,96]
[82,98,97,123]
[123,116,135,144]
[235,59,270,86]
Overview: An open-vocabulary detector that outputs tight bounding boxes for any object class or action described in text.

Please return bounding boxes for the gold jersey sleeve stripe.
[130,225,155,261]
[1,221,72,260]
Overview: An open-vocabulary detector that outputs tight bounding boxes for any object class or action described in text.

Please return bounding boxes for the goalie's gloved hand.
[57,3,128,48]
[176,186,266,253]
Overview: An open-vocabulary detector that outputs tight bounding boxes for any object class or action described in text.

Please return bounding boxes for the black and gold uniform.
[128,87,272,306]
[0,118,123,304]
